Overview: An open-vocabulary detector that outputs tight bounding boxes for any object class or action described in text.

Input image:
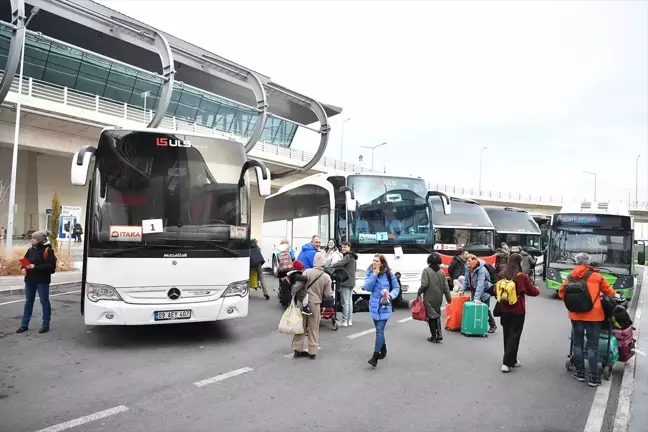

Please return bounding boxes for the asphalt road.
[0,276,638,432]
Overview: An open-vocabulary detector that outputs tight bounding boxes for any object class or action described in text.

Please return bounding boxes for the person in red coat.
[496,253,540,373]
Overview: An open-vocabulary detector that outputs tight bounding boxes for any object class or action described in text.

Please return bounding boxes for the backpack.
[483,263,498,285]
[278,250,293,272]
[563,272,594,313]
[43,247,57,274]
[495,273,520,306]
[326,267,349,283]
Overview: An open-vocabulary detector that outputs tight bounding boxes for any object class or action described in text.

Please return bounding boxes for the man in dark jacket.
[328,240,358,327]
[495,243,510,273]
[448,249,469,282]
[250,239,269,300]
[17,230,57,334]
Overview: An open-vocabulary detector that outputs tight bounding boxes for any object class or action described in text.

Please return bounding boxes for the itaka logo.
[156,137,191,148]
[163,253,188,258]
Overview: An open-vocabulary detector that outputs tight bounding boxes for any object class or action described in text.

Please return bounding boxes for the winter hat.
[32,230,49,243]
[292,260,305,271]
[313,252,326,269]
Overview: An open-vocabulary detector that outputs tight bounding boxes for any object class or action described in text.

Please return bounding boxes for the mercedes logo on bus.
[167,288,181,300]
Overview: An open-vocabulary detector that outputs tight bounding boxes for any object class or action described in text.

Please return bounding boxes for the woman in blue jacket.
[364,254,400,367]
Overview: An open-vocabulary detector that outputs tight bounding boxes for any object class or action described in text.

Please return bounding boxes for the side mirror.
[426,191,452,215]
[638,251,645,266]
[339,186,357,212]
[70,146,97,186]
[239,159,272,197]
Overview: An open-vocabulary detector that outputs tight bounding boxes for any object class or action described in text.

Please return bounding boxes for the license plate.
[154,310,191,321]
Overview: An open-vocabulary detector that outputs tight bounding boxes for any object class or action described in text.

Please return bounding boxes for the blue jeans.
[572,320,601,373]
[340,287,353,323]
[373,319,387,352]
[22,283,51,328]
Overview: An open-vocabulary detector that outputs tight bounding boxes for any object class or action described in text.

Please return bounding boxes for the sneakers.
[16,326,28,334]
[488,325,497,334]
[264,294,270,300]
[513,360,521,368]
[39,326,49,334]
[293,351,309,358]
[501,365,511,373]
[302,306,312,316]
[572,370,586,382]
[347,320,353,327]
[588,374,602,387]
[339,320,348,327]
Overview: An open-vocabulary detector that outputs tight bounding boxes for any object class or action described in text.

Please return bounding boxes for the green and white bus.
[545,201,636,299]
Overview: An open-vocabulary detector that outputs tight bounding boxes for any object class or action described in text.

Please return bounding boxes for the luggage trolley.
[564,294,628,381]
[321,268,342,331]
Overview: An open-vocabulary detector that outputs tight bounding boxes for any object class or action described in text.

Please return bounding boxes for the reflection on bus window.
[549,229,632,268]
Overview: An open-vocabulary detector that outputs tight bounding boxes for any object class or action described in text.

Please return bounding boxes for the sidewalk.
[0,271,82,295]
[628,271,647,432]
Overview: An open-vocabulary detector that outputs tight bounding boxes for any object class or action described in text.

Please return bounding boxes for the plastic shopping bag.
[278,299,304,335]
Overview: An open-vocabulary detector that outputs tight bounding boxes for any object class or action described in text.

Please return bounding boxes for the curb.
[628,266,648,432]
[0,280,81,296]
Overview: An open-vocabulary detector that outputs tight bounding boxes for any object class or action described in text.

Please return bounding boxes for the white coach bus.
[260,172,450,302]
[70,128,272,325]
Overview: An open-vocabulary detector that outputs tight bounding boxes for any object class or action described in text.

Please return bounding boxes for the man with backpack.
[460,254,498,334]
[559,253,616,387]
[16,231,57,334]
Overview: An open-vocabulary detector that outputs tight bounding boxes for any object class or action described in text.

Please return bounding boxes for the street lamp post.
[478,146,487,195]
[5,7,39,254]
[340,117,351,162]
[636,154,640,206]
[360,142,387,171]
[583,170,597,201]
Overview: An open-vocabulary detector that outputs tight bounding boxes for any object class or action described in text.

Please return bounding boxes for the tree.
[50,191,61,250]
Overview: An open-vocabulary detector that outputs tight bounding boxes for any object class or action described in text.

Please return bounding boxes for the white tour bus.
[70,128,272,325]
[260,172,450,302]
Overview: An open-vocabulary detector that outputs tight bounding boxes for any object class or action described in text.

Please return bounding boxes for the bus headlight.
[87,283,123,302]
[223,280,249,298]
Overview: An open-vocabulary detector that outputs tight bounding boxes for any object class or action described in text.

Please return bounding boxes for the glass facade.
[0,25,297,147]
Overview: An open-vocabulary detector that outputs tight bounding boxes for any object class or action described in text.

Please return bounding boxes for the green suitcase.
[461,301,489,337]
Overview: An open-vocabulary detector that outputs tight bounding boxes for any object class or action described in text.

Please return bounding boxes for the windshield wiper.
[204,242,242,258]
[102,244,195,257]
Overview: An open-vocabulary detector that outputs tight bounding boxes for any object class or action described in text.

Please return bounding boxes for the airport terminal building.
[0,0,343,239]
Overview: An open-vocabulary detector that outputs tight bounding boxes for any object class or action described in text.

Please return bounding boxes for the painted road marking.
[193,367,254,388]
[398,317,413,323]
[284,346,322,358]
[583,379,612,432]
[33,405,129,432]
[0,290,81,306]
[612,266,645,432]
[347,329,376,339]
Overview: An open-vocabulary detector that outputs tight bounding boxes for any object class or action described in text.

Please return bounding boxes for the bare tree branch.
[0,177,9,219]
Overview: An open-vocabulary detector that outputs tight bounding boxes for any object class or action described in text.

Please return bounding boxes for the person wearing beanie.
[16,230,57,334]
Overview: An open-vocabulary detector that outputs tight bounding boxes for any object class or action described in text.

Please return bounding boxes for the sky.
[100,0,648,203]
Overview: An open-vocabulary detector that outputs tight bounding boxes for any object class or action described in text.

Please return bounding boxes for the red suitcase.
[445,295,470,331]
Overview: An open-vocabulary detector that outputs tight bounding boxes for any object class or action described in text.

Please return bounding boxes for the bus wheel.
[272,256,279,278]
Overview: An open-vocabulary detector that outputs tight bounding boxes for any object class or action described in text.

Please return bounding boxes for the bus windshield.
[484,207,541,251]
[346,175,430,249]
[548,228,632,272]
[87,130,250,257]
[429,197,495,255]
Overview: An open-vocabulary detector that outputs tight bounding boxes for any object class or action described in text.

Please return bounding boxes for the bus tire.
[272,256,279,278]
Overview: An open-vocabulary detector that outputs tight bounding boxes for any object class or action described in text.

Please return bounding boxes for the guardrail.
[0,71,375,175]
[431,182,648,211]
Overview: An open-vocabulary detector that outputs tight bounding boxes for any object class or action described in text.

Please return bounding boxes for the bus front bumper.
[84,295,249,325]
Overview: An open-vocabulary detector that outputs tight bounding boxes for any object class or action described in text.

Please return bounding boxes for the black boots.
[368,352,380,368]
[428,319,442,343]
[378,344,387,359]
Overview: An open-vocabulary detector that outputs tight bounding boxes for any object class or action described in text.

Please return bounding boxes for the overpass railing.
[431,183,648,211]
[0,71,375,175]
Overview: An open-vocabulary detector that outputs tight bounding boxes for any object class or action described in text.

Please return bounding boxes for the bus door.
[286,220,294,248]
[318,206,330,245]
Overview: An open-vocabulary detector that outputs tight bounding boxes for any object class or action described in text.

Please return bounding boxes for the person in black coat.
[448,249,468,282]
[250,239,269,300]
[17,231,57,334]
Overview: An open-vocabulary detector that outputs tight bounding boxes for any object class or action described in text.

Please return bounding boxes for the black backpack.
[563,272,594,313]
[483,263,498,285]
[326,267,349,283]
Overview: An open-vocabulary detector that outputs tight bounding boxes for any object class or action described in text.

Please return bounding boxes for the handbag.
[411,297,427,321]
[278,297,304,335]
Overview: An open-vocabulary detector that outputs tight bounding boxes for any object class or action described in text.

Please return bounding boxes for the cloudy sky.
[101,0,647,203]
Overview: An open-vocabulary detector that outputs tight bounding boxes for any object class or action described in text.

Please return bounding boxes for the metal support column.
[148,31,175,128]
[0,0,26,105]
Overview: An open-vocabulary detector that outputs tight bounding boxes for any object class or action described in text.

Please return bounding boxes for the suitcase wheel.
[565,357,573,371]
[603,367,612,381]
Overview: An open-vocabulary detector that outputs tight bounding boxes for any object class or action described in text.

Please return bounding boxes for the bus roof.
[559,201,630,216]
[272,172,426,195]
[430,196,494,230]
[483,206,541,235]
